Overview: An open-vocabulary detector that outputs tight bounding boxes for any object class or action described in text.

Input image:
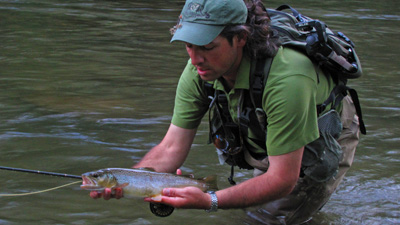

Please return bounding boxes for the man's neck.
[221,53,243,90]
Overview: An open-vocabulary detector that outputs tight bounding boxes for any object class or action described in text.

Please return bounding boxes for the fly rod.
[0,166,82,179]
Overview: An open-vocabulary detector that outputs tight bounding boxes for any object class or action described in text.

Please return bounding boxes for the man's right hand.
[90,187,123,200]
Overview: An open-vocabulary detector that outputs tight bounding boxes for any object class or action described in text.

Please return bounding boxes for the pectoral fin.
[113,183,129,190]
[150,194,162,202]
[202,175,218,191]
[121,183,129,187]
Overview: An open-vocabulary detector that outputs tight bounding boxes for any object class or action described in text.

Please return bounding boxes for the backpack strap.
[250,56,366,135]
[276,4,308,23]
[347,88,367,134]
[317,84,367,135]
[204,82,215,104]
[249,57,273,131]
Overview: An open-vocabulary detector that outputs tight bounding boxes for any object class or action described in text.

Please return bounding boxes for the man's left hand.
[144,186,211,210]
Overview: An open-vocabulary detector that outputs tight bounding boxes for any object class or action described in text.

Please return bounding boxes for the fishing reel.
[149,203,174,217]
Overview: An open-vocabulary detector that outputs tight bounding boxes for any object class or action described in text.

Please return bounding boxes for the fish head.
[81,169,118,191]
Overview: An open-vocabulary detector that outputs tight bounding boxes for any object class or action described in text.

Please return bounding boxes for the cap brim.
[170,22,225,46]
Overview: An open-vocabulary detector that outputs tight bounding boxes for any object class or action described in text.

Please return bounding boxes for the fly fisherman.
[90,0,361,224]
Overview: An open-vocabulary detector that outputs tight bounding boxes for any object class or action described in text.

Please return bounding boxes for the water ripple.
[97,116,170,125]
[324,13,400,21]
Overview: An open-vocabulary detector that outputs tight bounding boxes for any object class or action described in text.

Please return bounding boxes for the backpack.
[270,5,362,79]
[250,5,366,135]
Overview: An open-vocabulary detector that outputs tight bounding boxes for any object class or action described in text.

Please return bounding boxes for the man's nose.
[188,47,204,66]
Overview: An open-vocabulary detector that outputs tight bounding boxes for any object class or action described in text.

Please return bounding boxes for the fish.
[80,168,218,201]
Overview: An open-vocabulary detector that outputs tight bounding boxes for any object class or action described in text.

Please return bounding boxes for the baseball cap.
[170,0,248,46]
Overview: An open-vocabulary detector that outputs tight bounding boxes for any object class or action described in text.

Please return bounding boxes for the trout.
[80,168,218,201]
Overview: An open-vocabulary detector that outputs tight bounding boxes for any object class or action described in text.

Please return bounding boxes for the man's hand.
[89,187,123,200]
[144,168,210,209]
[144,186,211,210]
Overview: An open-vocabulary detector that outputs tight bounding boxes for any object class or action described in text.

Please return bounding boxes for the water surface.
[0,0,399,224]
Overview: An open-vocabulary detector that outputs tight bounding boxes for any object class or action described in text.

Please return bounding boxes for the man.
[92,0,361,224]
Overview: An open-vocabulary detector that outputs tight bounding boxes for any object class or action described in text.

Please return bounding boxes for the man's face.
[185,35,245,82]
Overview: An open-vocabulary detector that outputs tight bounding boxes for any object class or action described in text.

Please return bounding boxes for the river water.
[0,0,399,224]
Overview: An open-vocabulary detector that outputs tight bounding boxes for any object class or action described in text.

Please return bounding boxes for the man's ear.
[236,32,247,47]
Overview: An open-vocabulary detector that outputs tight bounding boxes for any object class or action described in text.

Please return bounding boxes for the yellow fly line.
[0,181,81,197]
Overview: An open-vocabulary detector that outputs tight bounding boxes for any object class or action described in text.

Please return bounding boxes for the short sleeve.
[263,47,320,156]
[171,60,209,129]
[264,74,319,156]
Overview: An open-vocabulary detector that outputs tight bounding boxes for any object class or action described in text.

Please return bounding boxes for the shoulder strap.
[249,57,273,131]
[317,84,366,135]
[276,4,306,22]
[204,82,214,102]
[347,88,367,134]
[250,56,366,135]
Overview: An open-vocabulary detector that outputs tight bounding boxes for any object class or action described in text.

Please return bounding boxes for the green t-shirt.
[171,47,335,156]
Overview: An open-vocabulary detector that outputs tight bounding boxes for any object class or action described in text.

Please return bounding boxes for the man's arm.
[134,124,197,173]
[153,147,304,209]
[217,146,304,208]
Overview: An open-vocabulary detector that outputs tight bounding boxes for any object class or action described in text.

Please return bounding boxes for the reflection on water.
[0,0,399,224]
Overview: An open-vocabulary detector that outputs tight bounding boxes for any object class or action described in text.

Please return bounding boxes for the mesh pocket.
[317,110,342,139]
[302,110,343,182]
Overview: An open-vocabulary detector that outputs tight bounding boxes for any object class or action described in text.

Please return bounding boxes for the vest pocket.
[302,109,343,182]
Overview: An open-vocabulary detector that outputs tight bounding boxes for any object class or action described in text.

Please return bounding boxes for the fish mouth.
[80,176,102,190]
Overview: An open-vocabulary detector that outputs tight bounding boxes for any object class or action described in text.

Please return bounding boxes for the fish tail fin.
[202,175,218,191]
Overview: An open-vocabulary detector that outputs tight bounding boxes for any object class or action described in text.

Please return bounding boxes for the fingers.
[143,188,178,204]
[90,191,102,199]
[162,188,175,197]
[159,187,207,209]
[158,188,182,207]
[103,188,112,200]
[89,188,123,200]
[114,188,123,199]
[175,169,194,178]
[143,189,176,202]
[144,187,209,209]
